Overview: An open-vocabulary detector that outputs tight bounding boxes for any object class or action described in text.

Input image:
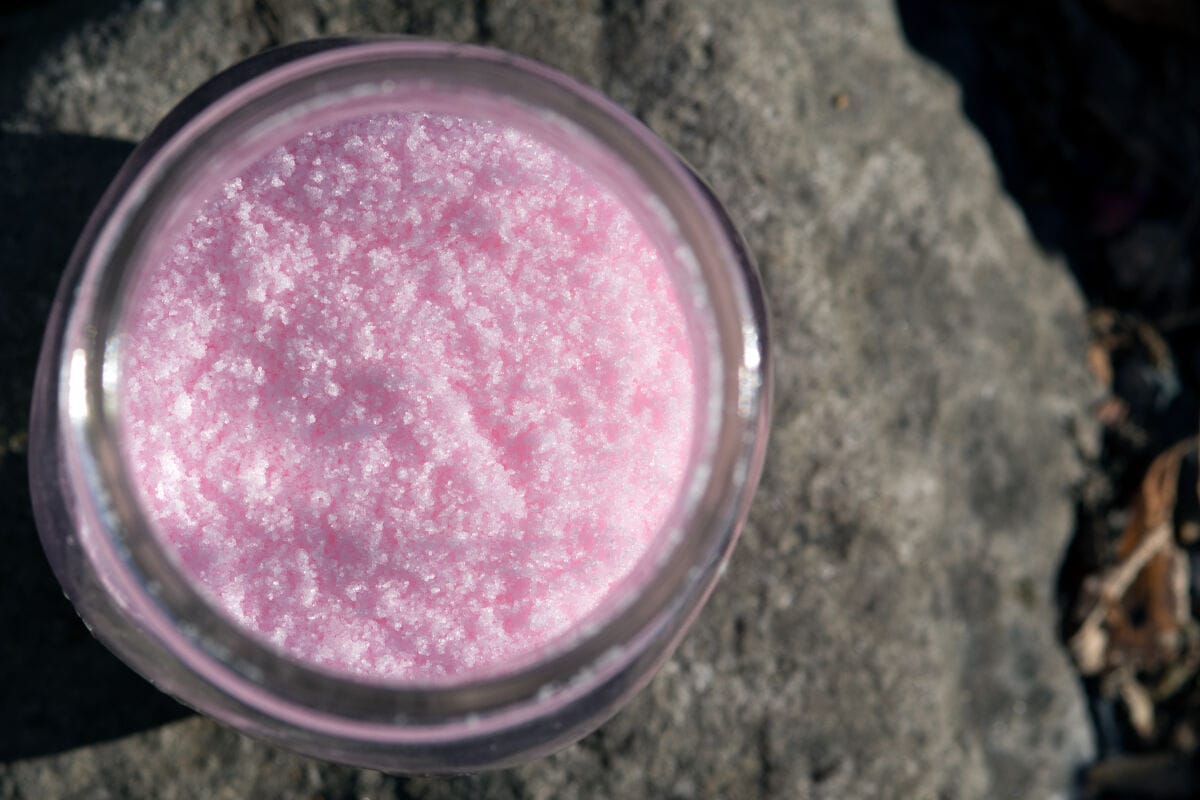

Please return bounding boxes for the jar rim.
[53,38,770,735]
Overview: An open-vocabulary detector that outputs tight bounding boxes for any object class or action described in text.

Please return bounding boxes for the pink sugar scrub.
[119,111,697,682]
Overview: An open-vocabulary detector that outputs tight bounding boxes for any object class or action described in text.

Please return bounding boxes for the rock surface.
[0,0,1097,797]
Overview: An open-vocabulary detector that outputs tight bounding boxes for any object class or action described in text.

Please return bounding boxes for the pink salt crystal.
[120,112,695,682]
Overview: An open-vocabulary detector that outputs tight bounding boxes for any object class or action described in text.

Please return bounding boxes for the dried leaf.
[1087,341,1114,389]
[1119,441,1190,538]
[1095,396,1127,426]
[1073,622,1109,676]
[1118,670,1157,739]
[1069,440,1196,675]
[1134,318,1173,372]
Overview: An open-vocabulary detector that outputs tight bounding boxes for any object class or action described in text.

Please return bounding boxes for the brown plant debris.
[1070,438,1199,749]
[1085,309,1178,448]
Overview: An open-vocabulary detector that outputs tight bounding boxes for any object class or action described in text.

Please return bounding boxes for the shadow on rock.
[0,131,191,762]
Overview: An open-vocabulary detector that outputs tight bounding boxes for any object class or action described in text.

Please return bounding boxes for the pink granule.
[120,112,695,682]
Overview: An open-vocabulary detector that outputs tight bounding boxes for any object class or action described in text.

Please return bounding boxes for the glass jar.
[28,39,770,772]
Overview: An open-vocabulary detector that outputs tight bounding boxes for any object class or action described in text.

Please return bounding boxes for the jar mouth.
[58,39,770,728]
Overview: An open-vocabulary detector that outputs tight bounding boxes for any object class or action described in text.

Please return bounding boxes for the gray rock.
[0,0,1097,797]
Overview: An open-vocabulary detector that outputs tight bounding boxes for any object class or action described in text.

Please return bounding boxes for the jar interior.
[103,75,722,688]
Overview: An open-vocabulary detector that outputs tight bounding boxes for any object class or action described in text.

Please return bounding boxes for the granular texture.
[120,112,696,681]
